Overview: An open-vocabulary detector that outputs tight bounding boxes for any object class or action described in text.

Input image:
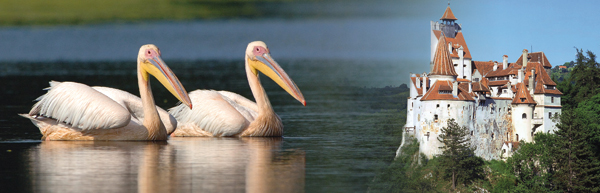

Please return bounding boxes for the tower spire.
[430,32,458,77]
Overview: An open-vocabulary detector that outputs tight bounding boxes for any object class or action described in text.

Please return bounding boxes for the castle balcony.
[532,118,543,126]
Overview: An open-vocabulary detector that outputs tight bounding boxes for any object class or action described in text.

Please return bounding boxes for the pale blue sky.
[401,0,600,66]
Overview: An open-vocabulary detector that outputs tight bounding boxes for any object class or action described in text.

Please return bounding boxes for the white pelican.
[168,41,305,137]
[20,44,192,141]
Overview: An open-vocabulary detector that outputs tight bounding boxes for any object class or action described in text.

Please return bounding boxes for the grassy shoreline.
[0,0,290,26]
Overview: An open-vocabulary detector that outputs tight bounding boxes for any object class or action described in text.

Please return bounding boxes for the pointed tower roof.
[511,83,536,104]
[440,6,457,20]
[430,33,458,76]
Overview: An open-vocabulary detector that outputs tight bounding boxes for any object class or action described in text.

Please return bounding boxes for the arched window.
[522,113,527,119]
[551,97,554,103]
[516,134,519,141]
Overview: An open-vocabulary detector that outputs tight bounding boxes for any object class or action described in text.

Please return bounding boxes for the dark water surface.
[0,59,405,192]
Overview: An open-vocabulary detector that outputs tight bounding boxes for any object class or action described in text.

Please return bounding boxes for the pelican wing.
[29,81,131,130]
[92,86,178,134]
[169,90,258,136]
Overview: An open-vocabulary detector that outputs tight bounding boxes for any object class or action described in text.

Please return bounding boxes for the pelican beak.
[249,53,306,106]
[144,55,193,109]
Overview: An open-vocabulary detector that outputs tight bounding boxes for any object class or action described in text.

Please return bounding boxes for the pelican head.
[138,44,193,109]
[246,41,306,106]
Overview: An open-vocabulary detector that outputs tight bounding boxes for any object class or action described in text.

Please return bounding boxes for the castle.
[402,6,562,160]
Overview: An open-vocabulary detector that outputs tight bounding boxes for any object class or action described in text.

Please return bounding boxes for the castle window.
[521,98,525,102]
[436,104,440,108]
[549,112,552,119]
[471,131,473,136]
[492,133,494,139]
[454,63,458,67]
[447,104,450,108]
[463,76,466,79]
[522,113,527,119]
[427,132,430,141]
[516,134,519,141]
[551,97,554,103]
[474,78,480,82]
[434,114,439,122]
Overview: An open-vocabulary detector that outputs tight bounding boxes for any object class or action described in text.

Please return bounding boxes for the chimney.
[518,69,523,83]
[448,42,452,54]
[503,55,508,70]
[529,69,535,94]
[522,49,528,68]
[452,81,458,97]
[416,76,421,88]
[469,82,472,93]
[493,61,498,71]
[422,77,428,96]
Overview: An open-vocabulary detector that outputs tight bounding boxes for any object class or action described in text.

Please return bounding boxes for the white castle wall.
[414,99,514,160]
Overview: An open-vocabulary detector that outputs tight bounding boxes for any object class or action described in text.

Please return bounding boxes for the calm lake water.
[0,17,412,192]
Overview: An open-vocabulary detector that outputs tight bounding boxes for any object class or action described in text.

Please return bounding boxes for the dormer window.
[439,90,452,94]
[521,98,525,102]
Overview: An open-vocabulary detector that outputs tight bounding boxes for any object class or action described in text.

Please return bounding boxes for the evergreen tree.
[437,118,483,190]
[553,108,600,192]
[507,133,557,192]
[562,48,600,109]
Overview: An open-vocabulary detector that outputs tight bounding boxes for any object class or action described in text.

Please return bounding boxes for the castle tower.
[511,83,536,142]
[429,33,458,84]
[430,6,471,80]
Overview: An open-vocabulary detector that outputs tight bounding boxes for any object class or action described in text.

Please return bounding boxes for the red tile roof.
[440,6,457,20]
[421,80,475,101]
[472,81,490,92]
[433,31,472,59]
[512,83,536,104]
[522,62,563,95]
[558,66,567,69]
[430,34,458,76]
[516,51,552,68]
[410,77,430,96]
[486,63,520,77]
[488,80,509,86]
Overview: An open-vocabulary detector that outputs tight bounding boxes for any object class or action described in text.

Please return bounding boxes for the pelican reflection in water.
[169,41,305,137]
[20,45,192,140]
[26,138,305,192]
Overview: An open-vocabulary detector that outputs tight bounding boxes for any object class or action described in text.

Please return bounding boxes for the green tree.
[553,107,600,192]
[506,133,557,192]
[561,48,600,109]
[437,118,484,190]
